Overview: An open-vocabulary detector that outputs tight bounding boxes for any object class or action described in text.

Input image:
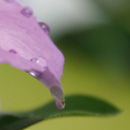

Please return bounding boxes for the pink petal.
[0,0,65,109]
[0,49,45,72]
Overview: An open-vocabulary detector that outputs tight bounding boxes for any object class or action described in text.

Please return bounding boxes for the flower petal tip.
[55,99,65,110]
[50,85,65,110]
[50,85,64,101]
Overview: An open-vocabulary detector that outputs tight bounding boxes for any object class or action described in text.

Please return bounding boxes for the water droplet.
[28,70,42,78]
[9,49,17,54]
[5,0,14,2]
[39,22,50,35]
[21,7,33,17]
[30,57,46,66]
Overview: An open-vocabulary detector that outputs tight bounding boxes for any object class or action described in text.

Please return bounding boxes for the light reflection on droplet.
[28,70,42,78]
[29,71,36,77]
[30,57,46,66]
[39,22,50,35]
[21,7,33,17]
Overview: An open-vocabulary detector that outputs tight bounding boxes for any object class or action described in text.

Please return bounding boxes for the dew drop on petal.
[29,71,36,77]
[28,70,42,78]
[21,7,33,17]
[5,0,14,2]
[39,22,50,35]
[30,57,47,67]
[29,57,47,78]
[9,49,17,54]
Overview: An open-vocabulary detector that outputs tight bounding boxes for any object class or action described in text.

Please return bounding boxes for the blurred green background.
[0,0,130,129]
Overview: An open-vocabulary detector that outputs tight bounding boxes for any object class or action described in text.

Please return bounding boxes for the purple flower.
[0,0,65,110]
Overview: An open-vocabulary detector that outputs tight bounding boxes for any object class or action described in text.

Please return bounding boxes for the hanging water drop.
[21,7,33,17]
[29,70,42,78]
[29,71,37,77]
[39,22,50,35]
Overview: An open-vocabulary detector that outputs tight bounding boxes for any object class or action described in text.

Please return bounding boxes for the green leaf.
[0,95,120,130]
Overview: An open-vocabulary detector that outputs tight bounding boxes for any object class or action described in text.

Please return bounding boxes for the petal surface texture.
[0,0,65,109]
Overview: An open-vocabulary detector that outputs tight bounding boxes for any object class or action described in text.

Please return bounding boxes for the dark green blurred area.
[55,0,130,76]
[56,24,130,73]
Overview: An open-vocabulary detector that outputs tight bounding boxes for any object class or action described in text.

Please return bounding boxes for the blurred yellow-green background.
[0,0,130,130]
